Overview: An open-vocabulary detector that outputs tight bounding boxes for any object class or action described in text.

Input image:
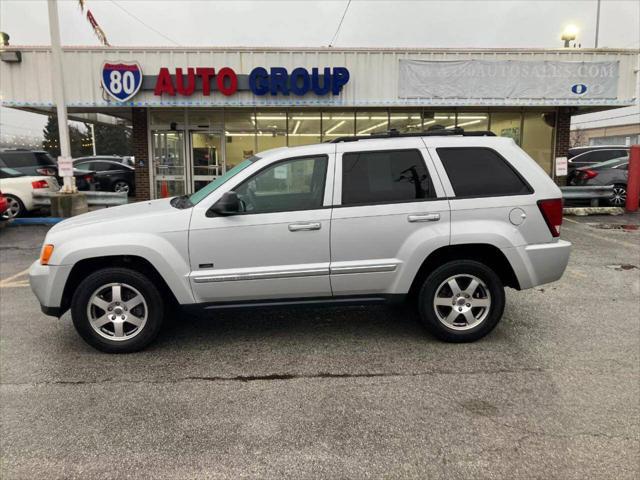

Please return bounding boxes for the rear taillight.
[35,167,56,176]
[31,180,49,189]
[537,198,563,238]
[84,174,94,182]
[580,169,598,180]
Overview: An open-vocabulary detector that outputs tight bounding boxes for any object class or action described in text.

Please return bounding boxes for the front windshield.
[188,157,258,205]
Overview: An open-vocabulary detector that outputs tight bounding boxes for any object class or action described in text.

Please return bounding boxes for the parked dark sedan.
[567,146,629,173]
[73,158,135,195]
[571,156,629,206]
[0,149,97,191]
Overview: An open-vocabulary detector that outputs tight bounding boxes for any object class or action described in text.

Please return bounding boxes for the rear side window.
[0,152,56,168]
[437,147,531,197]
[342,149,435,206]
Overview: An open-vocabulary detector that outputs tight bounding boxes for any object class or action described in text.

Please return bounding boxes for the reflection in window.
[455,112,489,131]
[490,112,522,145]
[389,112,423,133]
[235,155,328,214]
[288,112,321,146]
[522,112,553,174]
[424,112,456,130]
[356,112,389,136]
[322,112,355,139]
[342,150,434,205]
[225,111,255,170]
[257,111,287,153]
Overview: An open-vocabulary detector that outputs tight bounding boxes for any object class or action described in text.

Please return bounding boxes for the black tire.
[71,268,164,353]
[609,184,627,207]
[418,260,505,342]
[2,194,25,219]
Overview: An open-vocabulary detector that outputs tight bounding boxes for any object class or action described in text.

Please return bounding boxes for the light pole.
[561,25,579,48]
[47,0,87,216]
[594,0,601,48]
[47,0,75,193]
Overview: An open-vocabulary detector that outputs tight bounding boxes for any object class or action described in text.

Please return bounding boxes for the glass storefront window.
[256,111,287,153]
[424,112,456,130]
[153,131,185,197]
[522,112,553,174]
[225,111,256,171]
[356,111,389,136]
[389,112,423,133]
[188,110,223,130]
[287,111,321,146]
[490,112,522,145]
[322,111,355,139]
[150,109,185,128]
[456,112,489,131]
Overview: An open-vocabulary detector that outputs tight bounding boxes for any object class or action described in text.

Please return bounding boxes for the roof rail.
[329,127,496,143]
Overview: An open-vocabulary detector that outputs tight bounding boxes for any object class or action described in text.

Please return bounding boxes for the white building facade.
[1,45,638,199]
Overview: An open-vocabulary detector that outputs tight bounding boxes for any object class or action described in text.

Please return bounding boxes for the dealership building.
[1,45,638,200]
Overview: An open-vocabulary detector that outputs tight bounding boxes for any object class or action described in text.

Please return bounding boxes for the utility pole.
[47,0,76,193]
[594,0,601,48]
[90,123,97,155]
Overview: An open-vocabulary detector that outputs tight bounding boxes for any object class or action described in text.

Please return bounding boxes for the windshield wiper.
[170,194,193,209]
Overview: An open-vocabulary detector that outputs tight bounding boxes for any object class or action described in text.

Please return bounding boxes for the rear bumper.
[29,260,73,317]
[503,240,572,290]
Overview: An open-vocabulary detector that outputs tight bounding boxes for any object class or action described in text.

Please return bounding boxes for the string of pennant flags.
[78,0,110,46]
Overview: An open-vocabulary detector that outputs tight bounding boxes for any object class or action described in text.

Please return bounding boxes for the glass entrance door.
[152,131,186,198]
[190,131,224,193]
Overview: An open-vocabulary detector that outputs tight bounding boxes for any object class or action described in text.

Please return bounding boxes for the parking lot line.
[0,268,30,288]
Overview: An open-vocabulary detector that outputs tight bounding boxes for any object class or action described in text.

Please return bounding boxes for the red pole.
[626,144,640,212]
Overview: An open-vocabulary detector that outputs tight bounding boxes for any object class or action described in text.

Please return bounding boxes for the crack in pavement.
[0,366,554,386]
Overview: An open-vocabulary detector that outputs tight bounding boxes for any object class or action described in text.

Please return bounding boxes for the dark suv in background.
[0,149,97,191]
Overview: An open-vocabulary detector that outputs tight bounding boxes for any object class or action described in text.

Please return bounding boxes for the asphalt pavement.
[1,215,639,479]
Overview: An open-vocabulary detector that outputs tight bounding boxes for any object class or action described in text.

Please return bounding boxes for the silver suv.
[30,130,571,352]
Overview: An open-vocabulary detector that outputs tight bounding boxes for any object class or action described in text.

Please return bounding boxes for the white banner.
[398,59,619,100]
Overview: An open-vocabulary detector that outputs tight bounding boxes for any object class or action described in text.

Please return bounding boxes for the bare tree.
[570,127,588,147]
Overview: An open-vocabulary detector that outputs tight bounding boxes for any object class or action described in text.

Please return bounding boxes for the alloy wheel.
[610,186,626,206]
[114,181,130,193]
[1,197,21,219]
[86,283,148,341]
[433,274,492,331]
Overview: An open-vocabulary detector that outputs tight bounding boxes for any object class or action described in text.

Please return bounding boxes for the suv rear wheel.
[418,260,505,342]
[71,268,164,353]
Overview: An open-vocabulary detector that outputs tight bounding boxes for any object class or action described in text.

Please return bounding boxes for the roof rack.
[329,127,496,143]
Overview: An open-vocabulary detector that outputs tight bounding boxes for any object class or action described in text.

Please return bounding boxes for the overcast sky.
[1,0,639,139]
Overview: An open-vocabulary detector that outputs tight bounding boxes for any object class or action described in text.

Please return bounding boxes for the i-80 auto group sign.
[101,62,143,102]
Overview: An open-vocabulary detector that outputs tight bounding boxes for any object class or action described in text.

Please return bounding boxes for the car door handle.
[288,222,321,232]
[407,213,440,223]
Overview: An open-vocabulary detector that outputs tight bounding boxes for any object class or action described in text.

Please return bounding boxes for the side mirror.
[208,191,241,216]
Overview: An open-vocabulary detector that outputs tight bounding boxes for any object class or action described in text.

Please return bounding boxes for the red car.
[0,191,8,220]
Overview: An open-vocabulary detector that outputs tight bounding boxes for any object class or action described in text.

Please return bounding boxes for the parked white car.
[30,129,570,352]
[0,167,59,219]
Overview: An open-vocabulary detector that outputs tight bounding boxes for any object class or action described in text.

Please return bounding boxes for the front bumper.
[503,240,572,290]
[29,260,73,317]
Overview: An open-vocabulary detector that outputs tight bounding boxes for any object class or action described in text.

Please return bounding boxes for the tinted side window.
[235,155,328,214]
[0,152,55,168]
[342,150,434,206]
[437,147,531,197]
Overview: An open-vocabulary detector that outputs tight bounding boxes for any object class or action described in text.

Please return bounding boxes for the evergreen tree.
[93,123,132,156]
[42,116,94,158]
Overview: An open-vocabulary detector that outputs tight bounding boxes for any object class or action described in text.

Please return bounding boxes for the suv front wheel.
[71,268,164,353]
[418,260,505,342]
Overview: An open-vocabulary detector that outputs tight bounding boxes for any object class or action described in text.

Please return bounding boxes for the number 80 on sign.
[101,62,143,102]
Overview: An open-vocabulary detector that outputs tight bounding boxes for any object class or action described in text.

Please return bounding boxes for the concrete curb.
[563,207,625,216]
